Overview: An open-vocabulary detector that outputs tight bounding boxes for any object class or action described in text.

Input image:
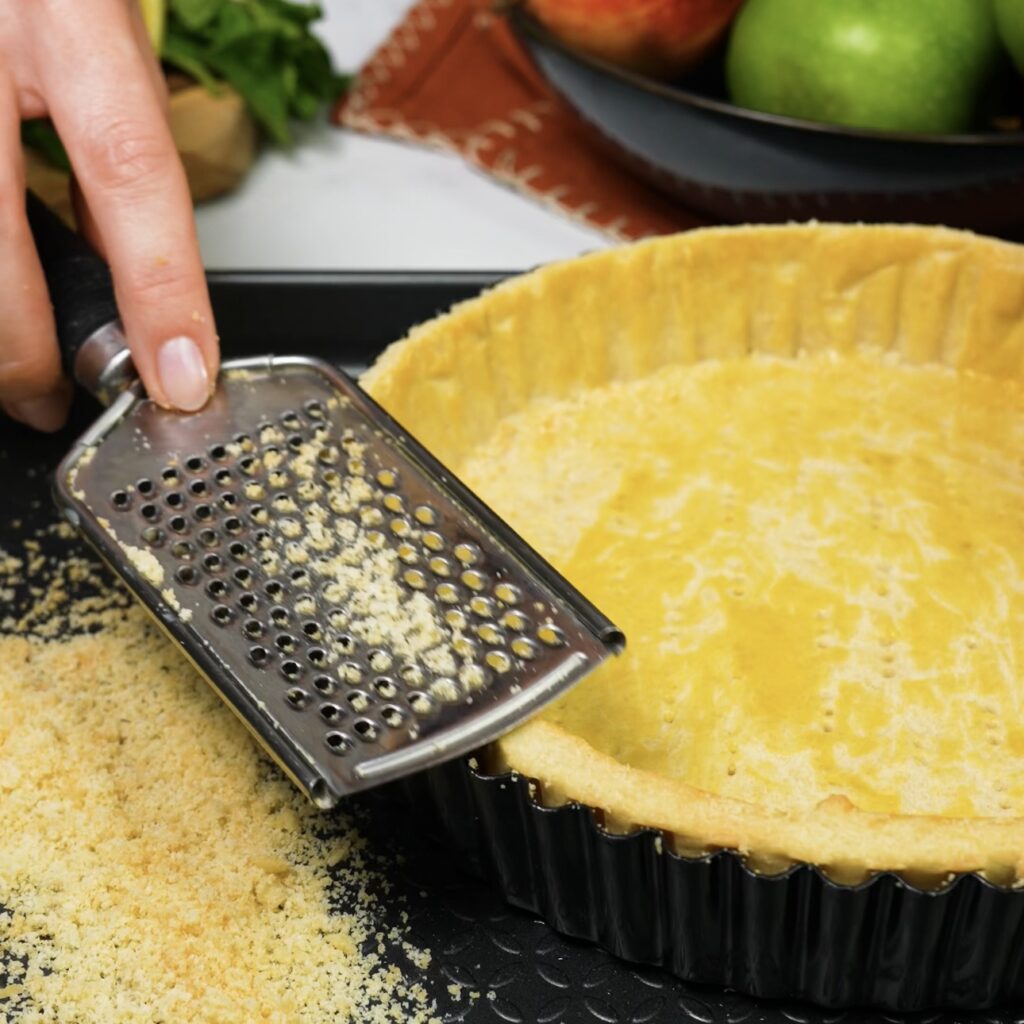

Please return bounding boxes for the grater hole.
[436,582,461,605]
[290,568,310,586]
[224,518,243,537]
[407,692,435,717]
[209,444,228,461]
[161,468,179,485]
[211,604,234,626]
[185,455,205,474]
[206,579,229,599]
[281,411,301,431]
[373,677,398,699]
[233,567,253,587]
[428,556,452,578]
[140,503,160,521]
[445,609,468,630]
[220,493,239,510]
[239,456,257,475]
[194,504,213,522]
[214,468,232,486]
[470,596,495,618]
[382,493,404,514]
[302,621,321,639]
[249,645,269,666]
[485,651,513,674]
[198,528,218,548]
[305,399,325,420]
[429,677,461,703]
[166,492,184,509]
[340,662,362,685]
[228,542,248,560]
[403,568,427,590]
[281,660,302,679]
[313,675,335,696]
[308,648,327,667]
[381,706,405,729]
[376,468,399,489]
[327,609,347,630]
[250,505,268,525]
[414,505,437,526]
[477,624,505,646]
[171,540,192,560]
[537,624,566,647]
[189,479,208,498]
[368,650,392,672]
[347,690,372,713]
[335,633,356,654]
[423,532,445,553]
[203,553,224,573]
[461,569,488,592]
[325,731,352,755]
[494,583,521,605]
[389,517,411,538]
[233,432,253,451]
[453,542,480,566]
[175,565,199,586]
[287,434,304,452]
[320,703,342,724]
[285,687,310,710]
[137,478,155,496]
[511,637,538,661]
[276,633,296,653]
[265,579,285,598]
[399,664,423,686]
[502,610,529,632]
[111,490,131,510]
[169,515,188,534]
[242,619,264,639]
[238,592,259,612]
[318,446,339,466]
[322,469,341,489]
[353,719,379,743]
[141,526,163,547]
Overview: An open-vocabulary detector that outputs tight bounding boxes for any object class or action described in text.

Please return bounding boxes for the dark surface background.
[1,272,1019,1024]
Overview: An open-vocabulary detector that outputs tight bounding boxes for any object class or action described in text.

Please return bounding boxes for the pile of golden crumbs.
[0,529,442,1024]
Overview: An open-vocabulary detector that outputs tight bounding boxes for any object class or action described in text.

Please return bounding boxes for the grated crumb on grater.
[56,358,620,805]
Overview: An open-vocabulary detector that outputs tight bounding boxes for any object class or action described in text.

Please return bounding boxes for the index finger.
[36,0,218,412]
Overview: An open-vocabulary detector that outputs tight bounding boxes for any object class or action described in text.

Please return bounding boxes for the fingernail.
[156,336,209,412]
[8,395,69,432]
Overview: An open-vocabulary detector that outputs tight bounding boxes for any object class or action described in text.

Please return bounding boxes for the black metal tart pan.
[403,755,1024,1011]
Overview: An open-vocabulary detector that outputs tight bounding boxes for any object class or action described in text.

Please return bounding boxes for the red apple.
[525,0,745,79]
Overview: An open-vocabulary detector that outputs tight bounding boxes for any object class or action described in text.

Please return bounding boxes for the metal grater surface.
[55,356,622,808]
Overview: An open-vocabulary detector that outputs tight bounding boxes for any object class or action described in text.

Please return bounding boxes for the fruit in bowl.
[525,0,745,78]
[996,0,1024,73]
[725,0,1002,133]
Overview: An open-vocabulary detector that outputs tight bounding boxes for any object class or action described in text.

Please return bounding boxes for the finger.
[70,176,108,260]
[0,74,69,432]
[125,0,170,114]
[38,0,218,413]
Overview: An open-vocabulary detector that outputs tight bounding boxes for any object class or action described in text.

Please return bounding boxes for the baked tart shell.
[364,223,1024,1008]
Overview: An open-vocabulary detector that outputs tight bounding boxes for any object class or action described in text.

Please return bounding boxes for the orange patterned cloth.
[334,0,708,241]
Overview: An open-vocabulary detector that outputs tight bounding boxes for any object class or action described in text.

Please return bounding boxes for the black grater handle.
[25,191,133,405]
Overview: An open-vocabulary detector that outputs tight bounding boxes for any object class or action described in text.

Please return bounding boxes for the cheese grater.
[27,193,623,809]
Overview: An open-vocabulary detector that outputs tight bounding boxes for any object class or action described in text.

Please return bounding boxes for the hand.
[0,0,219,431]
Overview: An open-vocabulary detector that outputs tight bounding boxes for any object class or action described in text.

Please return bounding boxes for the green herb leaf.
[164,0,348,147]
[21,119,71,172]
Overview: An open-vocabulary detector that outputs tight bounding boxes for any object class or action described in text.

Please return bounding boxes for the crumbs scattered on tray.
[0,524,442,1024]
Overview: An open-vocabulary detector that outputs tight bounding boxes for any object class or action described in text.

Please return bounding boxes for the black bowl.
[507,6,1024,235]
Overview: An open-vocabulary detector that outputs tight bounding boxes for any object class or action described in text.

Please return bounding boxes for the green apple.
[995,0,1024,72]
[726,0,1001,133]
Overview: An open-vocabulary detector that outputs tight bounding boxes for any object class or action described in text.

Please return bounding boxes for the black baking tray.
[2,271,1021,1023]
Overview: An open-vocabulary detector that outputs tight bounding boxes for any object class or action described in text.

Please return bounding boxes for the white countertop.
[194,0,609,272]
